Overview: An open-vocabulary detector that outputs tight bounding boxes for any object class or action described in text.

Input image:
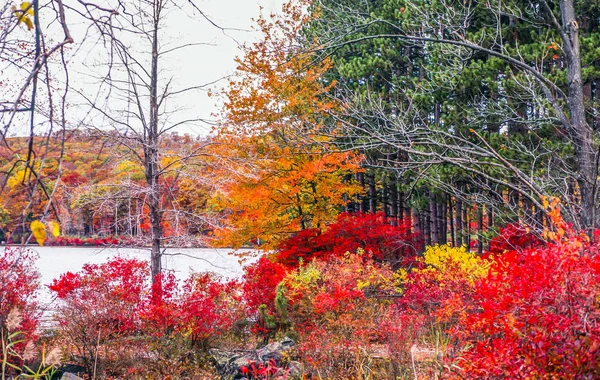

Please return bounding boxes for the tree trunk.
[368,173,377,213]
[477,206,483,255]
[390,175,398,225]
[560,0,597,231]
[424,207,431,247]
[449,196,455,247]
[412,207,423,252]
[463,204,470,252]
[398,190,405,221]
[439,196,447,244]
[382,178,389,216]
[456,196,463,247]
[430,196,439,244]
[357,172,367,213]
[147,5,162,286]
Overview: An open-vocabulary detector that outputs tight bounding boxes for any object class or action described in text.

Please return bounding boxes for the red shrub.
[277,252,401,376]
[242,256,288,313]
[179,272,243,349]
[449,233,600,378]
[139,271,180,336]
[49,257,149,335]
[276,212,418,268]
[0,248,40,361]
[488,223,543,255]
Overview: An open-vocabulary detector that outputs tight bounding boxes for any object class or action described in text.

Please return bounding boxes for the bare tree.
[75,0,223,283]
[0,0,107,241]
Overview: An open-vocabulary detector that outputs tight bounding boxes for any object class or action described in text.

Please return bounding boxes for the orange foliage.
[210,0,363,248]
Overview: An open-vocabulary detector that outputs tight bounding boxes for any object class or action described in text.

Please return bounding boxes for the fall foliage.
[209,1,363,248]
[2,0,600,378]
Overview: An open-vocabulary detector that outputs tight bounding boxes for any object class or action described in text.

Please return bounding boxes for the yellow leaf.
[48,221,60,237]
[30,220,46,246]
[20,2,34,16]
[12,2,34,31]
[23,16,33,31]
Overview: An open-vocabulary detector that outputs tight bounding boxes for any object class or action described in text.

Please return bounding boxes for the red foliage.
[277,253,400,375]
[242,256,288,312]
[449,236,600,379]
[240,358,288,379]
[139,271,180,336]
[61,171,88,186]
[0,247,40,357]
[488,223,543,255]
[49,256,149,334]
[383,250,483,368]
[46,235,131,247]
[276,212,418,267]
[179,272,243,348]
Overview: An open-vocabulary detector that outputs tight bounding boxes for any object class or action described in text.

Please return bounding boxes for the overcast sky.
[1,0,286,138]
[55,0,286,137]
[160,0,286,135]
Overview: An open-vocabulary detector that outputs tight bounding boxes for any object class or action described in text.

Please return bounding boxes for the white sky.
[154,0,287,135]
[1,0,286,137]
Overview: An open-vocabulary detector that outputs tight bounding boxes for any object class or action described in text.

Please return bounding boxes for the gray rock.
[60,373,84,380]
[287,361,305,377]
[210,337,295,379]
[51,364,86,380]
[256,336,295,362]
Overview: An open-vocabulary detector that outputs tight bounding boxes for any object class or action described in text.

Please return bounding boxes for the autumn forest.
[2,0,600,379]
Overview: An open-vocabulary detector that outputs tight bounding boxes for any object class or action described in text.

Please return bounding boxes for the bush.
[448,232,600,379]
[276,251,403,377]
[276,212,419,268]
[49,257,149,375]
[383,245,491,377]
[179,272,244,351]
[50,257,244,377]
[488,223,543,255]
[243,256,288,313]
[0,247,40,370]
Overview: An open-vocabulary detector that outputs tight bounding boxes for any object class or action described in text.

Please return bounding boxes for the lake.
[11,246,258,309]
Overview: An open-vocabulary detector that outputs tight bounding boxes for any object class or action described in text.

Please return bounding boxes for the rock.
[287,361,305,377]
[256,336,294,363]
[60,373,84,380]
[51,364,86,380]
[210,337,295,379]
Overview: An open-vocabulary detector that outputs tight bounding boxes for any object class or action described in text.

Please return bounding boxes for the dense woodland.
[0,132,217,244]
[1,0,600,379]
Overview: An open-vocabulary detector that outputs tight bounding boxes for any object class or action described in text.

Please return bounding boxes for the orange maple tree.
[210,0,363,248]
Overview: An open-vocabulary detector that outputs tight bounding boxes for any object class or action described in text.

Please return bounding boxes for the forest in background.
[0,132,216,245]
[2,0,600,378]
[5,0,600,255]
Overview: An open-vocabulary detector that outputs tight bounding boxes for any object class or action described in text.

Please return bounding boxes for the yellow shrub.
[418,245,490,284]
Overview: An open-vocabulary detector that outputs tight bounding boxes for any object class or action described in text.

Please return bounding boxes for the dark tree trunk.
[449,196,455,247]
[424,207,431,247]
[456,196,463,247]
[439,196,447,244]
[382,178,389,216]
[559,0,597,231]
[463,204,470,252]
[147,9,162,285]
[508,186,520,224]
[412,207,423,252]
[357,172,367,213]
[368,173,377,213]
[390,176,398,225]
[430,196,439,244]
[477,206,483,255]
[398,190,405,221]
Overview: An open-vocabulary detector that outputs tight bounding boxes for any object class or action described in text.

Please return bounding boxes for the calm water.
[10,246,258,308]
